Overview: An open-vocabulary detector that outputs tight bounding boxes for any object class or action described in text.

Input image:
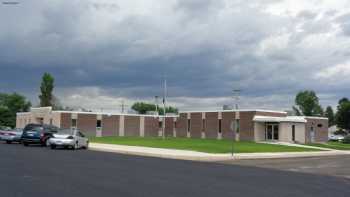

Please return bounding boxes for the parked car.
[21,124,59,146]
[343,135,350,144]
[0,126,11,140]
[49,129,89,150]
[0,128,23,144]
[328,134,345,142]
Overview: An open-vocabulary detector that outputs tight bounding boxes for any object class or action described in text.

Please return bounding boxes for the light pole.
[155,96,159,115]
[231,89,241,157]
[162,79,167,140]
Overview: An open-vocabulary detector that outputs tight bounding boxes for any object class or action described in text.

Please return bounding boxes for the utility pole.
[231,89,241,157]
[162,78,167,140]
[120,100,127,114]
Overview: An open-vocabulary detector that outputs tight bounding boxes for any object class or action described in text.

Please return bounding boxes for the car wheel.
[6,140,11,144]
[83,141,89,149]
[46,139,51,147]
[50,145,56,149]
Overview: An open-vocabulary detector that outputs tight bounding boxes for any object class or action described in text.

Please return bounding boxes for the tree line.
[293,90,350,132]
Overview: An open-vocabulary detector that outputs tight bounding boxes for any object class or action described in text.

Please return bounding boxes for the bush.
[343,135,350,144]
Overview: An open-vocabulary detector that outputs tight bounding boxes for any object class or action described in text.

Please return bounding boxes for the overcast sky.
[1,0,350,112]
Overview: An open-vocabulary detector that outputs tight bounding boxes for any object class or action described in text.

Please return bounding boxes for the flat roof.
[179,109,287,114]
[253,115,307,123]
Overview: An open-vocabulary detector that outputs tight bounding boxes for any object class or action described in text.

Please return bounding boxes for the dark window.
[292,125,295,141]
[71,119,77,127]
[187,119,191,132]
[174,121,177,129]
[236,119,240,133]
[159,121,162,129]
[317,124,323,128]
[78,132,85,137]
[202,119,205,132]
[218,119,222,133]
[97,120,102,128]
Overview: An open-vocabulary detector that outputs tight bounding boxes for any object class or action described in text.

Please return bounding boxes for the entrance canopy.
[253,116,306,123]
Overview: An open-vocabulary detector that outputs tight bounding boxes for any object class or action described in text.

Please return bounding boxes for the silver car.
[0,128,23,144]
[49,129,89,150]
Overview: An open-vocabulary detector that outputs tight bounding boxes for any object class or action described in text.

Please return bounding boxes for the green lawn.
[90,137,322,153]
[308,142,350,150]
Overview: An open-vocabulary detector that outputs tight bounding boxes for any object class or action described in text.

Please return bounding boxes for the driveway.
[0,142,349,197]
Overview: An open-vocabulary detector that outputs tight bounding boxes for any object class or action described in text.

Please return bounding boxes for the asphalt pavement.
[0,142,349,197]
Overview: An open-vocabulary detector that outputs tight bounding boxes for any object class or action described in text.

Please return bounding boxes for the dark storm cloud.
[0,0,349,110]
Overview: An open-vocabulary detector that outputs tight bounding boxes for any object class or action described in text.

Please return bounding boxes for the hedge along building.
[16,107,328,144]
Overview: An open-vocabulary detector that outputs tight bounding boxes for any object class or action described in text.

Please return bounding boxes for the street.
[0,142,349,197]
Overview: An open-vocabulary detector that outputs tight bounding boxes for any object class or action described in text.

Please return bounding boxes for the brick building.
[16,107,328,144]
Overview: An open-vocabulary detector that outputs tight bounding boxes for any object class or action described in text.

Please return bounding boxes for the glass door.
[265,123,279,141]
[266,124,273,140]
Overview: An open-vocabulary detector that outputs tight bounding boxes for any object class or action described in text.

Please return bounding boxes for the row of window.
[159,119,240,133]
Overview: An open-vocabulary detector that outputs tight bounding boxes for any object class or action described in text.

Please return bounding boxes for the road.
[0,142,349,197]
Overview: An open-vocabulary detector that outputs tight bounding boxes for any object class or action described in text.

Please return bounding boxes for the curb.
[89,143,350,162]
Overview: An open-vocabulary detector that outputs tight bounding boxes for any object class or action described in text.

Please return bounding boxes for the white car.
[49,129,89,150]
[328,134,345,142]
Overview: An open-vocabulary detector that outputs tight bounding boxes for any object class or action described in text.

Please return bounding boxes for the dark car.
[21,124,59,146]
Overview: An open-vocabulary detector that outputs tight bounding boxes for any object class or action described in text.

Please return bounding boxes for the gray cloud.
[0,0,350,111]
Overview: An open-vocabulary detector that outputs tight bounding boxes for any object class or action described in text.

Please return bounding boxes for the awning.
[253,115,307,123]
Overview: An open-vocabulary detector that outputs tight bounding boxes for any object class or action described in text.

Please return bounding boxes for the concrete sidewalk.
[89,143,350,162]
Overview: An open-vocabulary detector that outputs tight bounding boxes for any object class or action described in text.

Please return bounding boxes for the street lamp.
[231,89,241,157]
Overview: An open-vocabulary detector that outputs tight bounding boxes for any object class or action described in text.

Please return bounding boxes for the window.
[174,121,177,129]
[292,125,295,141]
[158,121,162,129]
[317,124,323,128]
[96,120,102,128]
[235,119,240,133]
[218,119,222,133]
[202,119,205,132]
[78,132,85,137]
[187,119,191,132]
[71,119,77,128]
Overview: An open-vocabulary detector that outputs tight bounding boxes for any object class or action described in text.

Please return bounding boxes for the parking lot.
[222,155,350,179]
[0,142,349,197]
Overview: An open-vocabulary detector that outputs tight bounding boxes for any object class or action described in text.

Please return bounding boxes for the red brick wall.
[176,113,188,138]
[60,113,71,129]
[165,117,175,137]
[77,114,97,137]
[144,117,159,137]
[205,112,218,139]
[222,112,235,139]
[124,116,140,137]
[305,118,329,143]
[102,115,119,136]
[239,111,255,141]
[190,113,202,138]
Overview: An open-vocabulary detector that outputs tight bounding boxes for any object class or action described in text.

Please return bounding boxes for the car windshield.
[57,129,74,135]
[24,125,42,132]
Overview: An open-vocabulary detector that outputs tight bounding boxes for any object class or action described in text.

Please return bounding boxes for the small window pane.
[97,120,102,128]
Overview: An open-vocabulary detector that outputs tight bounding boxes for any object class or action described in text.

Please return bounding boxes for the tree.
[131,102,156,114]
[325,106,335,126]
[0,93,31,128]
[131,102,178,115]
[293,90,323,116]
[336,98,350,132]
[39,73,54,107]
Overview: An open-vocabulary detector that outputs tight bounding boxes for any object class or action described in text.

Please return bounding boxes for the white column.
[119,115,125,137]
[140,116,145,137]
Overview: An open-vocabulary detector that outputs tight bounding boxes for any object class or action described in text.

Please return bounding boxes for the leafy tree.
[325,106,335,126]
[39,73,54,107]
[336,98,350,131]
[131,102,178,115]
[131,102,156,114]
[293,90,323,116]
[0,93,31,128]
